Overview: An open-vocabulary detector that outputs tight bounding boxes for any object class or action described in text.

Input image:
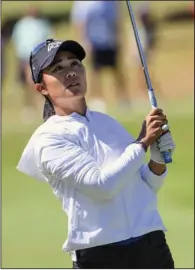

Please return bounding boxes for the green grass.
[2,100,194,268]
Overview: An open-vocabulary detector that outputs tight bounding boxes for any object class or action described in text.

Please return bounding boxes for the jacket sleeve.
[139,164,168,193]
[36,133,146,201]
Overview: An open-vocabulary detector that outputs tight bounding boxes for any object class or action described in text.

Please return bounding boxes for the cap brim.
[41,40,86,70]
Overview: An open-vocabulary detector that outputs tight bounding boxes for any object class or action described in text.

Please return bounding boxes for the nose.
[66,71,76,78]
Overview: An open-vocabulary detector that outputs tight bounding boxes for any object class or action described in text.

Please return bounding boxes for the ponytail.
[43,97,55,122]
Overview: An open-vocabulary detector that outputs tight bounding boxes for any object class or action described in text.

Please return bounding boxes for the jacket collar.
[47,107,92,123]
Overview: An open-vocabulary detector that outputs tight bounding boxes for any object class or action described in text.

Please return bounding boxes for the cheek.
[83,77,87,91]
[80,70,87,90]
[43,74,65,98]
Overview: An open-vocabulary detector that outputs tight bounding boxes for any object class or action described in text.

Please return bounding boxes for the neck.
[54,98,87,117]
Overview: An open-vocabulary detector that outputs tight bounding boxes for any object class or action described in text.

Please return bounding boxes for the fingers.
[140,108,170,146]
[148,108,167,119]
[147,115,167,124]
[148,108,163,116]
[146,109,168,134]
[150,127,163,139]
[151,123,169,139]
[150,119,168,128]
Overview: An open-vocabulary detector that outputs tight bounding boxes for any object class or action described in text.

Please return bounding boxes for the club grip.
[149,92,173,164]
[162,151,172,164]
[161,124,173,164]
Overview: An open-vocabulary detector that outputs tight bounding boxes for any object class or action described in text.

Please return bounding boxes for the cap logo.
[47,41,62,52]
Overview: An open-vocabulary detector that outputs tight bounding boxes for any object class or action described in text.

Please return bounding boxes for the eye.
[53,65,63,72]
[71,60,81,67]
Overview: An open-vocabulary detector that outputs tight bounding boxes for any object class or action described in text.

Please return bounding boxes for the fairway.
[2,1,194,269]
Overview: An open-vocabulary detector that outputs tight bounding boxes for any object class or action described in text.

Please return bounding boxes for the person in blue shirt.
[71,1,130,113]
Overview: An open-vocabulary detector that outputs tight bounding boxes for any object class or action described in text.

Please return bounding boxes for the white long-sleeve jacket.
[17,109,167,258]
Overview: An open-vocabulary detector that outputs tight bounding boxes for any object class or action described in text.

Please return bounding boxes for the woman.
[17,38,176,269]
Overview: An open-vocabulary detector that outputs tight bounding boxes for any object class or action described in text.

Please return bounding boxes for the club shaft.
[126,1,155,99]
[126,0,172,164]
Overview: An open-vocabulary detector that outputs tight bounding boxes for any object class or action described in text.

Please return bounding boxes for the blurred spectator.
[71,1,130,113]
[131,2,159,96]
[190,1,194,18]
[136,3,157,59]
[11,7,53,122]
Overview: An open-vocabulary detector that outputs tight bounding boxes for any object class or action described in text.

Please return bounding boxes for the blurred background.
[2,1,194,268]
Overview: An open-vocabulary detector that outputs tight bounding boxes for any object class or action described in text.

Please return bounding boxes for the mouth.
[66,82,80,89]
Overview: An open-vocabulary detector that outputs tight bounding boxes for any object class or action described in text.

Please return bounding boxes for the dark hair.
[43,97,55,122]
[40,75,55,122]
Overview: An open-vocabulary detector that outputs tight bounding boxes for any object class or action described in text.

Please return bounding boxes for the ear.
[35,83,49,96]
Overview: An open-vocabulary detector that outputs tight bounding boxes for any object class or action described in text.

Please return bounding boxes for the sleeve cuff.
[141,164,168,193]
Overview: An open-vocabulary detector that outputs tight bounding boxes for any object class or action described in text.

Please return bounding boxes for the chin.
[68,88,86,98]
[75,93,86,100]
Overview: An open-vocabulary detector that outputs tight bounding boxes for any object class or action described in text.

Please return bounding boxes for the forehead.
[53,50,78,61]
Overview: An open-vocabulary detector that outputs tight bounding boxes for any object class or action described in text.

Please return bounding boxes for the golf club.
[126,0,172,164]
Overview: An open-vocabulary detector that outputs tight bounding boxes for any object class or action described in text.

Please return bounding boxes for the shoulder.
[33,115,76,142]
[16,120,59,182]
[17,116,76,174]
[37,18,51,27]
[32,115,88,152]
[18,114,86,182]
[12,18,26,32]
[91,111,124,127]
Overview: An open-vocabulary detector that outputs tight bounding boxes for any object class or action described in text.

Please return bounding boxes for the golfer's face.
[42,51,87,101]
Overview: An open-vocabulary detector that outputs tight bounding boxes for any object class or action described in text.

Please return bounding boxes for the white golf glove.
[150,132,176,164]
